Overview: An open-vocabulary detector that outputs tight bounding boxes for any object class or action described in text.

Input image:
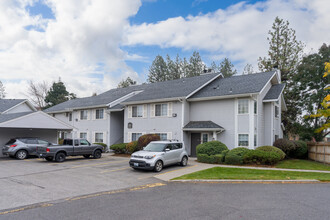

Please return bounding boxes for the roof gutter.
[188,93,259,102]
[121,97,185,105]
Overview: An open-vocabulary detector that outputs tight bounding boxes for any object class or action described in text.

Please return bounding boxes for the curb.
[170,179,321,184]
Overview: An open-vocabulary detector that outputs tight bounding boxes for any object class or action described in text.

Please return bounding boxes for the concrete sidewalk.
[154,158,330,182]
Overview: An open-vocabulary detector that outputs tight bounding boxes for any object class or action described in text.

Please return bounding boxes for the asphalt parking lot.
[0,154,192,211]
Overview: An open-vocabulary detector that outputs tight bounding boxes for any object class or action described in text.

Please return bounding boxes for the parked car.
[129,141,188,172]
[2,137,54,160]
[37,138,103,162]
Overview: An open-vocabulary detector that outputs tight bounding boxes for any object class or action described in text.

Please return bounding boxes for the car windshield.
[143,143,166,152]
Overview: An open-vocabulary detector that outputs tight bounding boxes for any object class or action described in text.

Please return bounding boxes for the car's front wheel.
[154,160,163,172]
[180,156,188,166]
[16,150,28,160]
[93,150,102,159]
[55,152,66,162]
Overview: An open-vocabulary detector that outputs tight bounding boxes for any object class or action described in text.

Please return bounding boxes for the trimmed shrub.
[256,146,286,160]
[273,139,296,156]
[225,147,251,165]
[292,140,308,159]
[137,134,160,151]
[126,141,138,154]
[243,150,281,165]
[196,141,228,156]
[197,154,224,164]
[94,142,107,151]
[58,138,64,145]
[110,143,127,154]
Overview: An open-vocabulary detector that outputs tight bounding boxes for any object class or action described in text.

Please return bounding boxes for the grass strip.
[275,159,330,171]
[173,167,330,181]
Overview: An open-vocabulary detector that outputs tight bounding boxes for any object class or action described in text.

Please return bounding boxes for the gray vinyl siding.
[189,99,236,149]
[110,111,124,145]
[6,103,33,114]
[258,81,272,146]
[237,115,249,133]
[124,101,183,142]
[264,102,272,145]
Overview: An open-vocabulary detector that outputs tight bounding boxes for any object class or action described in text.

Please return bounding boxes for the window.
[132,133,142,141]
[80,132,87,139]
[254,101,257,114]
[155,133,167,141]
[238,99,249,114]
[238,134,249,147]
[26,139,37,144]
[202,133,209,143]
[275,105,279,118]
[275,135,279,141]
[95,133,104,143]
[95,109,104,119]
[172,143,182,150]
[155,104,168,116]
[254,134,257,147]
[69,113,72,121]
[132,105,143,117]
[80,110,88,120]
[80,139,89,146]
[74,140,79,146]
[38,140,49,145]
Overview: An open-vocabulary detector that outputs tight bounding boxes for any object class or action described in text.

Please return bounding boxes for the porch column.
[213,131,217,141]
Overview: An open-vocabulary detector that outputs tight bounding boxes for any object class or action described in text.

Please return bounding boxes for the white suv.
[129,141,188,172]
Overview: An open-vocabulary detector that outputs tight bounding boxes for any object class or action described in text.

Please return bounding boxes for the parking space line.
[100,167,130,173]
[0,203,53,215]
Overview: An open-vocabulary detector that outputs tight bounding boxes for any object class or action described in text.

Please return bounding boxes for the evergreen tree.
[187,51,205,77]
[295,44,330,140]
[147,55,168,83]
[181,57,190,78]
[44,79,76,108]
[0,81,5,99]
[242,63,254,75]
[211,61,220,73]
[118,77,136,88]
[219,58,237,77]
[166,54,181,80]
[258,17,304,135]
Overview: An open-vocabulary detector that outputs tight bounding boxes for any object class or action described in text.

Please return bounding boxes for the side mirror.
[165,148,170,152]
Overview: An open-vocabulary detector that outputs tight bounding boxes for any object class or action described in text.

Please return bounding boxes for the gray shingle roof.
[263,84,285,101]
[0,112,32,123]
[109,104,124,111]
[183,121,224,130]
[44,73,220,112]
[189,71,276,99]
[0,99,25,113]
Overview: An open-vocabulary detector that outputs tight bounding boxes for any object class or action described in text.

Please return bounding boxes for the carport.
[0,111,73,157]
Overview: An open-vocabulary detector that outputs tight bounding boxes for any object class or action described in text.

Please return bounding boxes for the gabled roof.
[263,84,285,102]
[44,72,220,112]
[183,121,224,131]
[0,99,26,113]
[0,112,31,123]
[189,71,276,100]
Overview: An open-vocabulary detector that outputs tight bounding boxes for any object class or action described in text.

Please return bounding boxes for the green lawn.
[275,159,330,171]
[174,167,330,181]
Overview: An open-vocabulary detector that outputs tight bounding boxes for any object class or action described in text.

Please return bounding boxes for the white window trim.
[80,110,89,120]
[130,132,145,142]
[201,133,209,144]
[95,109,105,120]
[274,104,280,118]
[79,132,88,139]
[238,133,249,147]
[237,99,249,115]
[94,131,105,143]
[132,105,144,118]
[153,102,172,118]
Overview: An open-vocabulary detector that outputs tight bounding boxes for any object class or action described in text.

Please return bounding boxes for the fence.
[307,142,330,164]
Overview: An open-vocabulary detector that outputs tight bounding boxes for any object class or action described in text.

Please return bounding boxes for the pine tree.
[44,79,76,108]
[258,17,304,135]
[166,54,181,80]
[219,58,237,77]
[187,51,205,77]
[0,81,5,99]
[118,77,136,88]
[147,55,168,83]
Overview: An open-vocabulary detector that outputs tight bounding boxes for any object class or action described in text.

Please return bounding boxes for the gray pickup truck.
[37,138,104,162]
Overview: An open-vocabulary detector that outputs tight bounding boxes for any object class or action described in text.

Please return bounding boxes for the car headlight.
[144,155,156,159]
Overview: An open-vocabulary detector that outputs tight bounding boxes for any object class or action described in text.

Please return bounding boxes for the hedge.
[126,141,138,154]
[196,141,228,156]
[273,139,296,156]
[110,143,127,154]
[225,147,251,165]
[137,134,160,151]
[243,150,282,165]
[197,154,224,164]
[256,146,286,160]
[292,140,308,159]
[94,142,107,151]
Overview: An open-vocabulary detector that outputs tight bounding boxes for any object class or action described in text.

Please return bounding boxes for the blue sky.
[0,0,329,99]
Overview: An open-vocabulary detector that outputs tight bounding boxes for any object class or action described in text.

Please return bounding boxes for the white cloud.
[0,0,141,99]
[125,0,330,72]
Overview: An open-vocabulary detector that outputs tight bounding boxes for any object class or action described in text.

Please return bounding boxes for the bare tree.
[27,80,49,109]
